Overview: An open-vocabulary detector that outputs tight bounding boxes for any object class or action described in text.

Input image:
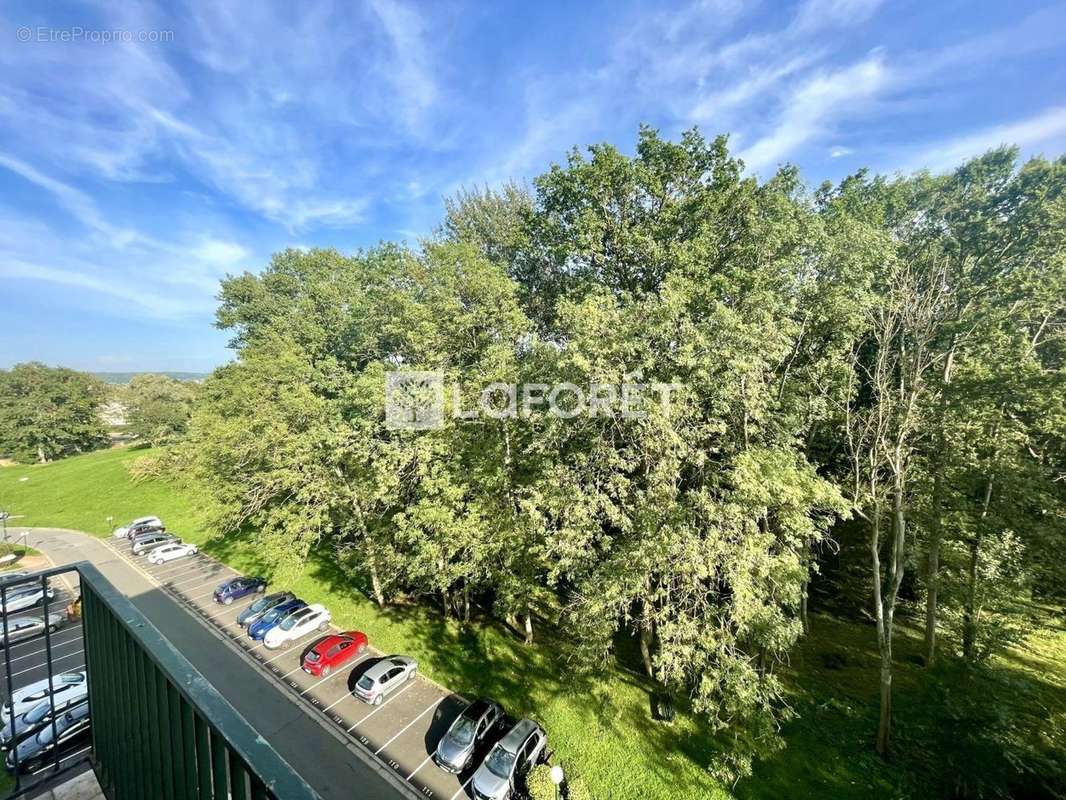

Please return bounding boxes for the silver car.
[434,698,505,773]
[471,718,547,800]
[1,687,88,748]
[1,672,86,720]
[0,613,66,648]
[131,532,177,556]
[352,655,417,705]
[0,584,54,616]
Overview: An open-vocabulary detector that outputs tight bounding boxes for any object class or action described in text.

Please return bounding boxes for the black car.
[434,698,506,773]
[126,521,165,540]
[6,701,90,773]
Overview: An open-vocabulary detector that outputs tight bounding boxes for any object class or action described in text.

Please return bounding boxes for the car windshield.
[36,715,69,745]
[260,608,282,624]
[485,744,516,779]
[450,716,477,747]
[24,700,52,724]
[250,594,277,612]
[357,675,374,691]
[279,612,303,631]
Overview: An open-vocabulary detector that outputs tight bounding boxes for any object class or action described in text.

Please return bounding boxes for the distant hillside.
[93,371,209,384]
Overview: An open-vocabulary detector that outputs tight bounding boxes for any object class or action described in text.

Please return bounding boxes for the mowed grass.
[2,447,1064,799]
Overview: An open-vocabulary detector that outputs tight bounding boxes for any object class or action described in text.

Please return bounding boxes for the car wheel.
[224,597,233,606]
[48,624,57,633]
[373,694,383,706]
[321,665,331,677]
[257,585,266,593]
[358,643,367,655]
[318,622,328,632]
[282,639,292,650]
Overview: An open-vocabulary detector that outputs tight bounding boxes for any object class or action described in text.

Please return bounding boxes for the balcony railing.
[0,562,319,799]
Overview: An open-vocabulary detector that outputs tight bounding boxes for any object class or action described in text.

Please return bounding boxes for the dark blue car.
[213,576,268,605]
[247,599,305,641]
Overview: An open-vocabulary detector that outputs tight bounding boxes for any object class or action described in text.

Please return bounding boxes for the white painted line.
[8,633,83,664]
[450,774,474,800]
[321,689,354,713]
[348,681,415,731]
[29,744,92,775]
[405,752,433,781]
[300,652,371,696]
[12,649,84,678]
[376,697,443,755]
[261,631,321,665]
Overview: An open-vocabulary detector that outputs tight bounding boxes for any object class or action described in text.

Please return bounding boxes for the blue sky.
[2,0,1065,372]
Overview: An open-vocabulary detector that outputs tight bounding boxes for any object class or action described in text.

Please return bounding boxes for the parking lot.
[97,536,484,800]
[0,571,91,777]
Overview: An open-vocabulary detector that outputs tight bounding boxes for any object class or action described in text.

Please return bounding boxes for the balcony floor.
[28,767,103,800]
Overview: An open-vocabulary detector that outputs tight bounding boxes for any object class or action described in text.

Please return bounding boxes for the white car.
[0,613,66,648]
[113,515,162,538]
[1,672,86,720]
[263,603,331,650]
[0,584,54,615]
[147,542,199,565]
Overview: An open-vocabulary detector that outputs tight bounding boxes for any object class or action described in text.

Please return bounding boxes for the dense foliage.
[120,373,199,446]
[0,362,109,463]
[177,128,1066,792]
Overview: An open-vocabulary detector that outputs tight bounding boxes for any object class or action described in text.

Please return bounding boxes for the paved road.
[10,528,420,800]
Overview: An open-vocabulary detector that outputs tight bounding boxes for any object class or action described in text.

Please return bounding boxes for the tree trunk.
[462,582,471,624]
[923,347,954,665]
[37,445,47,464]
[369,555,385,608]
[638,619,655,680]
[800,578,809,634]
[963,476,993,661]
[523,607,533,645]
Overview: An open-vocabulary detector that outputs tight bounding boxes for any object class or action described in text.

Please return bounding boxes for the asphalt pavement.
[8,528,456,800]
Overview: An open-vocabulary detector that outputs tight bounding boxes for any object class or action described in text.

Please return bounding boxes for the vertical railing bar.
[193,709,213,800]
[119,619,142,798]
[169,682,189,800]
[180,697,198,800]
[80,584,97,792]
[104,605,124,795]
[229,750,250,800]
[1,585,21,790]
[250,773,269,800]
[210,727,228,800]
[90,589,114,794]
[40,572,61,775]
[156,666,176,800]
[112,612,135,796]
[142,643,164,796]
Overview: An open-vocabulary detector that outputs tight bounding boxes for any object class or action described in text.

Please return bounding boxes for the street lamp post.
[550,765,565,800]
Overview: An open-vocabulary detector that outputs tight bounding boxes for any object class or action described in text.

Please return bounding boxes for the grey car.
[434,698,505,773]
[6,700,90,773]
[352,655,417,705]
[237,592,295,627]
[471,718,547,800]
[1,687,88,748]
[0,613,66,648]
[131,532,177,556]
[0,584,54,616]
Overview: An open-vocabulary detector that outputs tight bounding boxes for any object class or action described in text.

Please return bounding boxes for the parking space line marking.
[450,775,474,800]
[12,649,83,678]
[376,696,443,755]
[29,745,92,775]
[152,562,211,581]
[261,631,321,665]
[320,689,353,713]
[405,753,433,781]
[8,633,84,664]
[300,652,371,696]
[347,681,415,731]
[165,567,226,586]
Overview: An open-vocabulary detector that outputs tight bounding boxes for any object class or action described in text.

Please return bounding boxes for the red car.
[301,631,369,677]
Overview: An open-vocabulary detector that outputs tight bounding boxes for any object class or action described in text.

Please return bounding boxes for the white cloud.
[739,55,887,171]
[900,106,1066,174]
[829,145,853,158]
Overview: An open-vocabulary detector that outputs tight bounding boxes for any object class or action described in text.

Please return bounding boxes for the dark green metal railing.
[3,562,319,799]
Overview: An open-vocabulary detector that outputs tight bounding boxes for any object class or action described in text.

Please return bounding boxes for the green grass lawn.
[2,447,1063,799]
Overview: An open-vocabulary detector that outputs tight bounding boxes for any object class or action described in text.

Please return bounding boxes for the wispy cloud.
[739,54,887,171]
[899,106,1066,174]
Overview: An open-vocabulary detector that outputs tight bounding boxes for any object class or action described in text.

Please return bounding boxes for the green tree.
[0,362,109,463]
[122,373,198,446]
